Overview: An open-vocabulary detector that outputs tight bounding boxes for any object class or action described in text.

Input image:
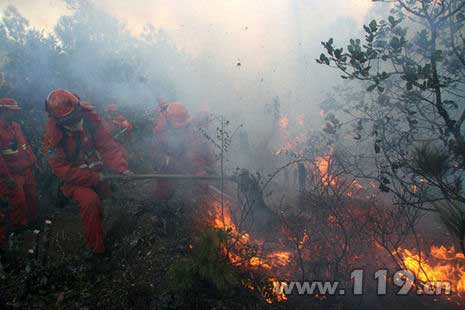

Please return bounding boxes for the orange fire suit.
[152,126,213,200]
[44,105,128,253]
[0,120,38,246]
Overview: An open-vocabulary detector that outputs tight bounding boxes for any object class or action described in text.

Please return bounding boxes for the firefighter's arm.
[120,118,133,132]
[93,121,129,174]
[47,147,101,186]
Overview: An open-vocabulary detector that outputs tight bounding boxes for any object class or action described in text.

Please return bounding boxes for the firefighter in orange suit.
[153,100,213,200]
[44,90,131,253]
[0,98,38,248]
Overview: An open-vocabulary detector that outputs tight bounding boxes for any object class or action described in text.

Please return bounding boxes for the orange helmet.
[45,89,79,119]
[155,102,191,133]
[166,102,191,128]
[0,98,21,110]
[106,103,119,112]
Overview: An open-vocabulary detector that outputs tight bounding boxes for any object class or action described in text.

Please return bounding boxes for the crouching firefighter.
[0,98,39,248]
[44,89,132,254]
[153,100,214,201]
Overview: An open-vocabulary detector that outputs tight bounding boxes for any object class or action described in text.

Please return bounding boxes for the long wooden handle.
[105,174,235,181]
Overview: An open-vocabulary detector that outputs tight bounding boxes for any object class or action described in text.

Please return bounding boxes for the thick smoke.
[0,0,390,172]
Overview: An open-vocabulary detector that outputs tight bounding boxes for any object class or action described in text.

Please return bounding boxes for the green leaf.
[390,37,400,49]
[319,53,330,65]
[369,20,378,32]
[348,45,354,54]
[388,16,395,25]
[379,183,390,192]
[367,84,377,92]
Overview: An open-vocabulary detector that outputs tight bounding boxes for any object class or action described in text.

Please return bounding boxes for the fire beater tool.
[105,171,278,234]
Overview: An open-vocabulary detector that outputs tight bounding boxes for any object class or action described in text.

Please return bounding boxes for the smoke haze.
[0,0,391,173]
[0,0,387,114]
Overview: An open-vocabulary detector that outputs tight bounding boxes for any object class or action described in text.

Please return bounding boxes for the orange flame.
[265,277,288,304]
[206,197,292,303]
[316,146,336,186]
[398,245,465,296]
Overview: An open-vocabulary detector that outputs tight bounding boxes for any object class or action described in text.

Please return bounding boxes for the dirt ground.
[0,180,250,309]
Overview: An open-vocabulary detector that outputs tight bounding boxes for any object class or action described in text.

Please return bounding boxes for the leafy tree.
[318,0,465,251]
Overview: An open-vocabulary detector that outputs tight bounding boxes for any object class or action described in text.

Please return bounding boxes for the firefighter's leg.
[65,186,105,254]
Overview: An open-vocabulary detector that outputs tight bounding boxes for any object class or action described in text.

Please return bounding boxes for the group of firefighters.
[0,89,213,257]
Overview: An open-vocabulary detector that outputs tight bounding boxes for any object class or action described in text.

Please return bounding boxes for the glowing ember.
[248,252,291,269]
[273,113,308,157]
[273,133,306,156]
[298,230,309,250]
[204,194,292,303]
[265,277,288,304]
[267,251,292,267]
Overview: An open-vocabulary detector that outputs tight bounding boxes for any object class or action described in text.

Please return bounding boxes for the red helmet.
[45,89,79,118]
[0,98,21,110]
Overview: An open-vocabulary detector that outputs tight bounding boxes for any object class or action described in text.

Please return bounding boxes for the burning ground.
[1,107,465,309]
[1,0,465,309]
